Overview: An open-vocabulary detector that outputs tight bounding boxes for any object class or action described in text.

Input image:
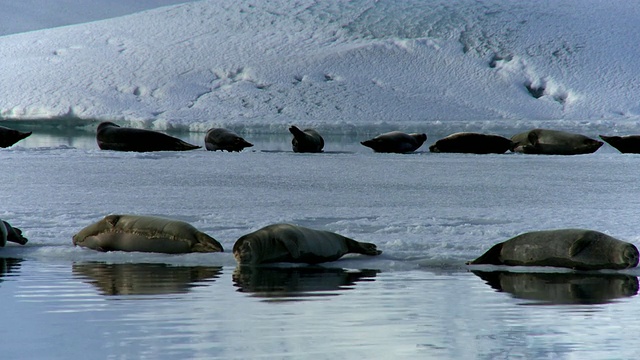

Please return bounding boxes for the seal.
[511,128,603,155]
[361,131,427,153]
[96,121,200,152]
[429,132,513,154]
[599,135,640,153]
[204,128,253,152]
[289,126,324,153]
[0,125,32,148]
[467,229,639,270]
[72,214,223,254]
[1,219,28,247]
[233,223,382,265]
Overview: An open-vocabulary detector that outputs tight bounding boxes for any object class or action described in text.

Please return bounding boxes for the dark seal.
[96,122,200,152]
[511,128,602,155]
[599,135,640,154]
[0,125,32,148]
[429,132,513,154]
[204,128,253,152]
[289,126,324,153]
[361,131,427,153]
[233,223,381,265]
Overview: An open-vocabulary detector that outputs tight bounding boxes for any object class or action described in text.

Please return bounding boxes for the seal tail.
[346,238,382,256]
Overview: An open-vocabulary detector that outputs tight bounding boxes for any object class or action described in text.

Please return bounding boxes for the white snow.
[1,0,639,133]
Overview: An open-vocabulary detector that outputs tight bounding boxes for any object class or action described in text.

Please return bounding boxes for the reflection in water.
[472,270,639,305]
[233,266,379,301]
[72,262,222,296]
[0,257,22,283]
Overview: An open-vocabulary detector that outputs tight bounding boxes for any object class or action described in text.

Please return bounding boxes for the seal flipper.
[569,237,597,257]
[527,131,540,146]
[105,215,120,227]
[281,238,301,258]
[467,242,505,265]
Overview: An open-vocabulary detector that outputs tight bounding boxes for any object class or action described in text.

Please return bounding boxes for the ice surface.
[1,0,639,133]
[2,140,640,275]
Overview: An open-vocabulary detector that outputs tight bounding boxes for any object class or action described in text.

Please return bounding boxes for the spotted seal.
[73,214,223,254]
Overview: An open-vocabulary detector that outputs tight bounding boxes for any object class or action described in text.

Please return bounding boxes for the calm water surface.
[2,258,639,359]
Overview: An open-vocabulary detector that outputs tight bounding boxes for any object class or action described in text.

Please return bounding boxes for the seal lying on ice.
[429,132,513,154]
[467,229,639,270]
[510,128,602,155]
[0,125,32,148]
[599,135,640,154]
[96,122,200,152]
[289,126,324,153]
[204,128,253,152]
[233,223,381,265]
[73,214,223,254]
[1,219,28,247]
[361,131,427,153]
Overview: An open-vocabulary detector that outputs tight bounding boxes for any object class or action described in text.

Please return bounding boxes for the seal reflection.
[472,271,639,305]
[232,266,379,302]
[72,262,222,296]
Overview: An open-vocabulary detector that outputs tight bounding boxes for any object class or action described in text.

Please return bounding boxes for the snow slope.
[0,0,197,36]
[1,0,639,133]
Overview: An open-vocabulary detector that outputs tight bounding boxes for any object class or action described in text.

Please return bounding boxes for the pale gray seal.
[361,131,427,153]
[429,132,513,154]
[1,219,28,247]
[233,223,381,265]
[467,229,639,270]
[204,128,253,152]
[73,214,223,254]
[0,125,32,148]
[511,128,603,155]
[289,126,324,153]
[96,122,200,152]
[599,135,640,153]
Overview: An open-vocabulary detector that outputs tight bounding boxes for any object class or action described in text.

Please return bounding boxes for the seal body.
[361,131,427,153]
[289,126,324,153]
[73,214,223,254]
[599,135,640,153]
[429,132,513,154]
[511,129,602,155]
[204,128,253,152]
[1,220,28,247]
[467,229,639,270]
[96,122,200,152]
[0,126,32,148]
[233,223,381,265]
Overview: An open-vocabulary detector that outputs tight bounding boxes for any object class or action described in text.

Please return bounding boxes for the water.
[2,130,640,359]
[2,260,638,359]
